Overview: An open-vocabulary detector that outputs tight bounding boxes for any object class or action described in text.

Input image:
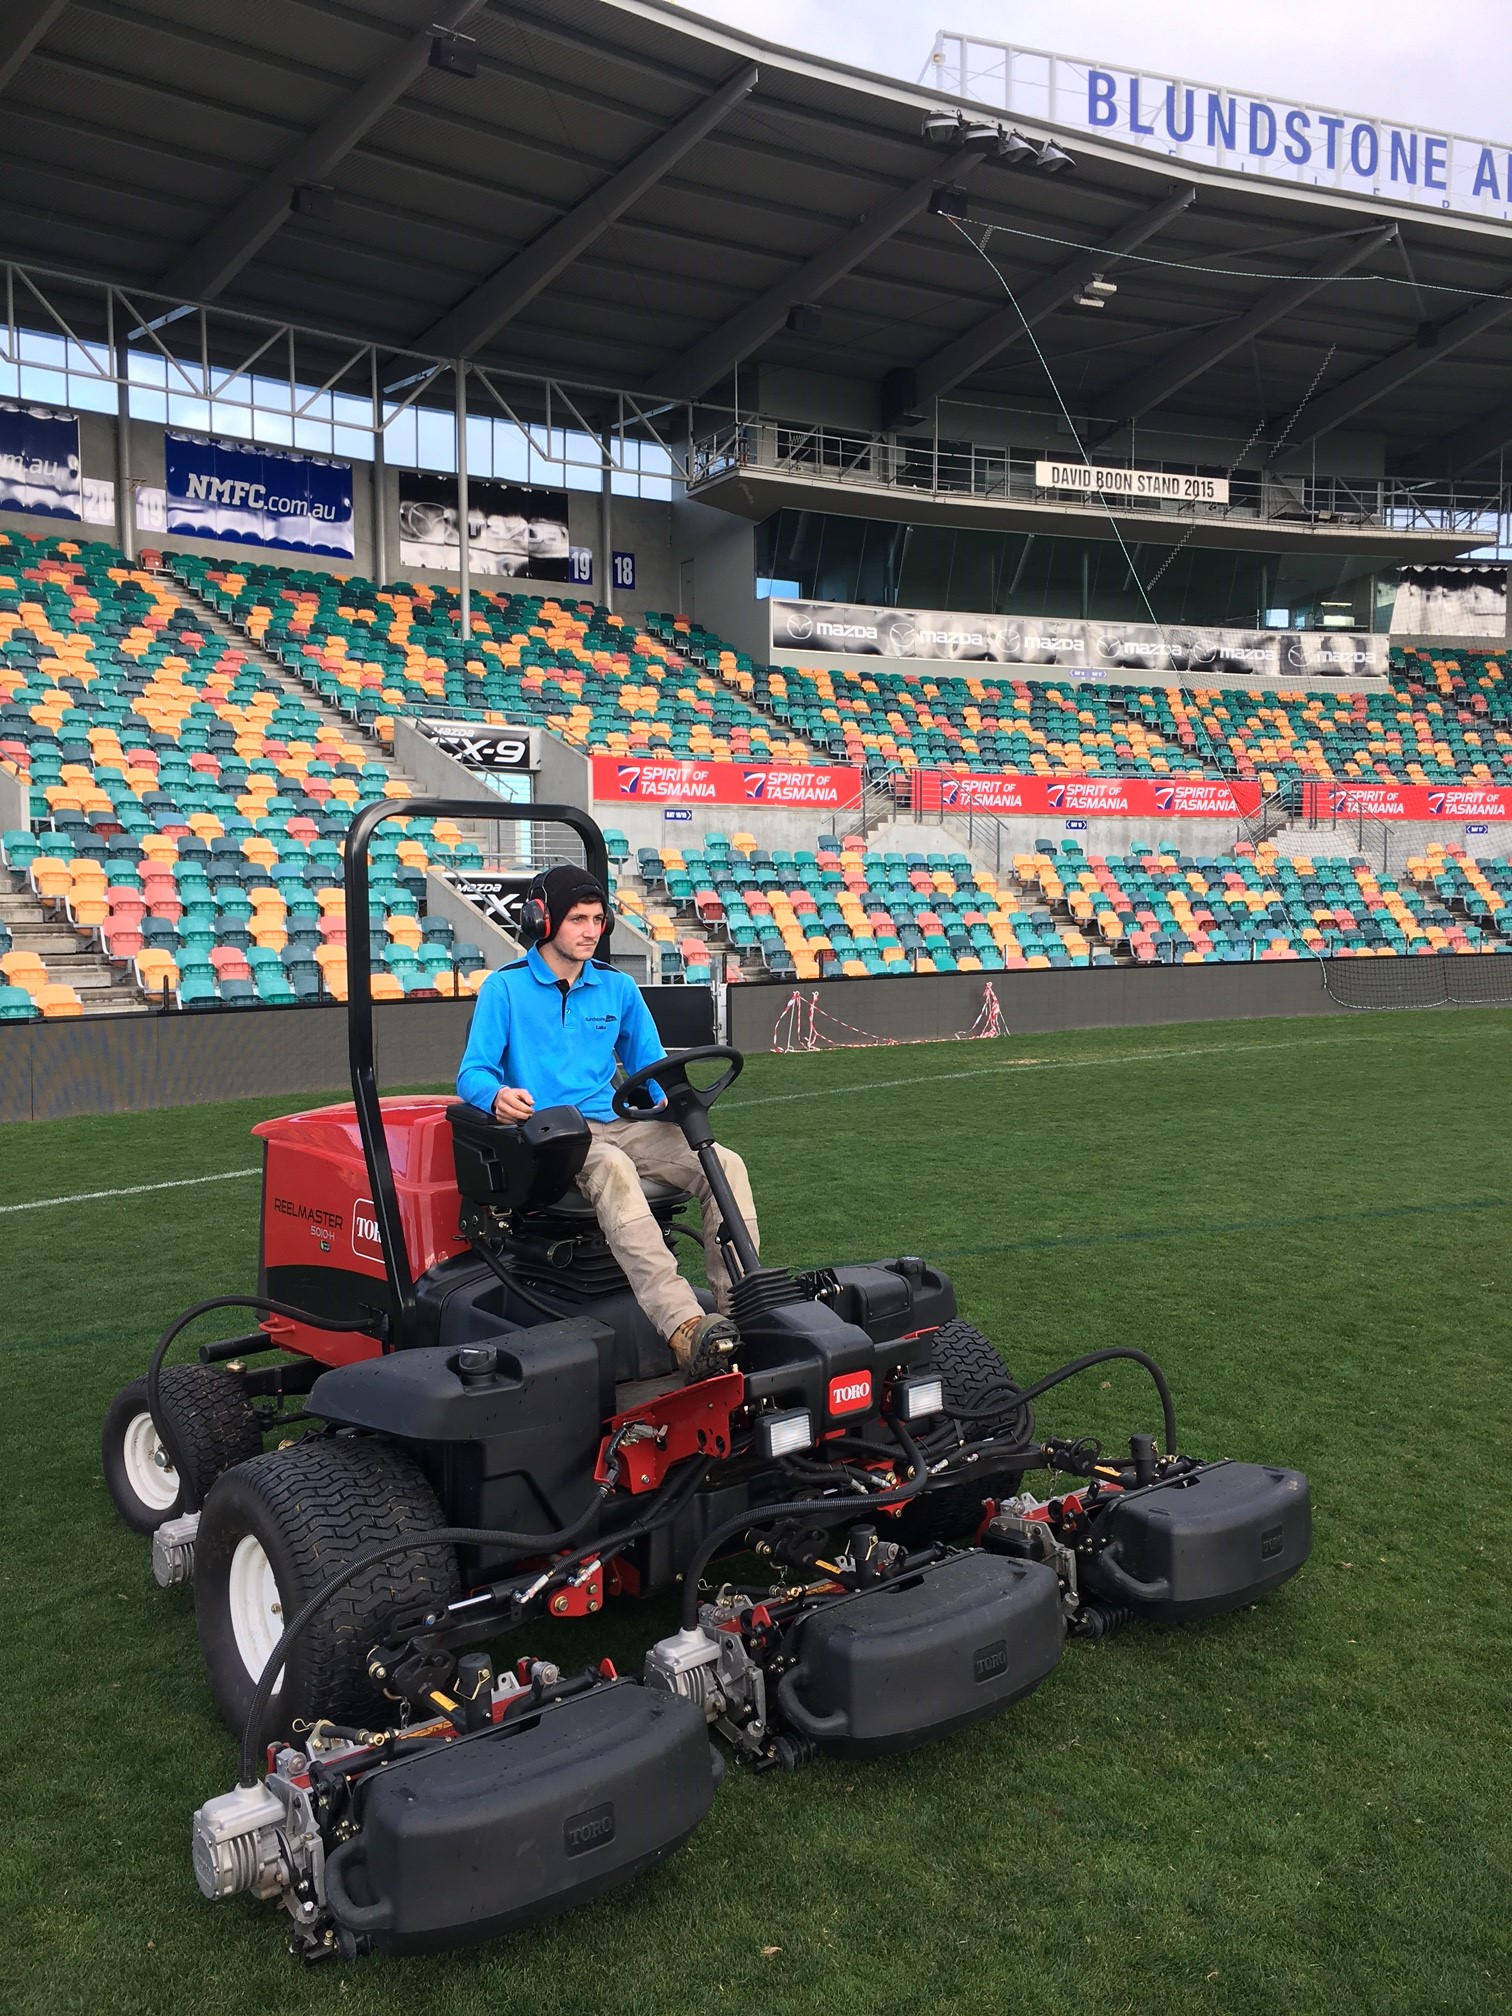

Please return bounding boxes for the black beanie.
[537,863,609,939]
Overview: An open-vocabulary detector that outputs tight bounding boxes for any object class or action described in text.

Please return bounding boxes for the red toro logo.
[351,1197,384,1264]
[828,1371,873,1417]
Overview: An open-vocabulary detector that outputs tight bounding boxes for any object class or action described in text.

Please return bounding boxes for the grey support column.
[455,359,470,642]
[599,430,614,615]
[370,353,387,585]
[114,329,135,564]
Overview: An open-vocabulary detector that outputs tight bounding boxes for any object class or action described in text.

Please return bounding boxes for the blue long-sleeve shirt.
[456,948,665,1122]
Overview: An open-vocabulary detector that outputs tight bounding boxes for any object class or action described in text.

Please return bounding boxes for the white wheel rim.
[122,1410,180,1513]
[228,1533,285,1693]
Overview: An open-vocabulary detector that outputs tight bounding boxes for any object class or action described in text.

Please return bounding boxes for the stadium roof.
[2,0,1512,479]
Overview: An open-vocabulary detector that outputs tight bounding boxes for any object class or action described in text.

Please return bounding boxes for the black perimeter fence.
[4,959,1512,1123]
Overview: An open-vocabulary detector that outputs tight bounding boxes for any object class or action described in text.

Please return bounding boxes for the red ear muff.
[518,872,611,948]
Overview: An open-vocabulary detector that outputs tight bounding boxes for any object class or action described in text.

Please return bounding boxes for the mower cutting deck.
[102,798,1313,1962]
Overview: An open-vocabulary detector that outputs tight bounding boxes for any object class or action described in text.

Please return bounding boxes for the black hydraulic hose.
[467,1236,593,1324]
[501,1453,718,1611]
[950,1347,1178,1457]
[678,1417,930,1630]
[238,1451,717,1788]
[146,1294,382,1514]
[238,1498,609,1786]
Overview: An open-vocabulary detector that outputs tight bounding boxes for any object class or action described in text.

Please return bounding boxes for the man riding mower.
[454,859,755,1381]
[101,799,1312,1963]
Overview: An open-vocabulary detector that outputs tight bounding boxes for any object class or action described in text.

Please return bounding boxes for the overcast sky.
[683,1,1505,143]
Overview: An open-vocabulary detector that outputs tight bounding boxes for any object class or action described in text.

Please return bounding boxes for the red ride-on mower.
[103,799,1312,1963]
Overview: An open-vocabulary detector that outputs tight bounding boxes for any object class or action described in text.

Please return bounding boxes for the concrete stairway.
[0,864,141,1013]
[153,565,424,794]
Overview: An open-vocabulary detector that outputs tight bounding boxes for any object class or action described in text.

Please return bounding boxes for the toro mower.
[103,799,1312,1962]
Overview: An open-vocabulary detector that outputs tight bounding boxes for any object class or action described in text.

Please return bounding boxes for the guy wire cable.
[970,218,1510,304]
[947,218,1266,842]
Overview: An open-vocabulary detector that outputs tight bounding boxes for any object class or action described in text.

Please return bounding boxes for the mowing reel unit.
[99,798,1314,1962]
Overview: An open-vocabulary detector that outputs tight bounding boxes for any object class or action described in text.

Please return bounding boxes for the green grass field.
[3,1012,1511,2016]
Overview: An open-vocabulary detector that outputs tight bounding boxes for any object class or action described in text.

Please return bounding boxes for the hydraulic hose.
[678,1417,931,1629]
[237,1451,717,1787]
[239,1500,608,1786]
[146,1293,383,1514]
[951,1346,1178,1456]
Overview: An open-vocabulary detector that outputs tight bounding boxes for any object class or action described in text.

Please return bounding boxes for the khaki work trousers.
[574,1117,759,1341]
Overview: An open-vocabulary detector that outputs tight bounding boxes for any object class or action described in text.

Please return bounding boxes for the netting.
[1322,953,1512,1010]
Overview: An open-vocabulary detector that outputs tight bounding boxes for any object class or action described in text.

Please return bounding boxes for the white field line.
[0,1168,259,1214]
[723,1026,1451,1110]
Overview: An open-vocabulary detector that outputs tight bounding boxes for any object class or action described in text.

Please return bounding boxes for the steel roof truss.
[892,184,1197,423]
[412,60,757,358]
[0,0,68,97]
[157,0,488,305]
[638,145,991,403]
[1282,290,1512,452]
[1093,223,1397,441]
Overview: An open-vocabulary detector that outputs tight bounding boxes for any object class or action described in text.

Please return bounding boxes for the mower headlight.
[892,1374,945,1422]
[755,1408,813,1460]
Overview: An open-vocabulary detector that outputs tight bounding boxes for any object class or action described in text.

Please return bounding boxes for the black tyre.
[194,1435,459,1739]
[101,1367,263,1536]
[895,1321,1034,1545]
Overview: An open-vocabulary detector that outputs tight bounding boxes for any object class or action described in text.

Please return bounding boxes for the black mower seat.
[528,1177,692,1222]
[447,1101,690,1219]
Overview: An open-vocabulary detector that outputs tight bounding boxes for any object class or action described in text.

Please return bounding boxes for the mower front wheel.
[194,1435,460,1740]
[101,1366,263,1536]
[894,1321,1034,1545]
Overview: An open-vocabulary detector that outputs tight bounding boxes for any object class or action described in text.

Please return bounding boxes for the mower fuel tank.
[774,1551,1064,1758]
[1081,1461,1312,1621]
[306,1329,613,1573]
[321,1682,719,1955]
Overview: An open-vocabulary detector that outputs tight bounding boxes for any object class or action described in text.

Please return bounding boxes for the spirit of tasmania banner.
[164,433,354,557]
[592,757,863,809]
[0,402,81,518]
[911,772,1263,818]
[1301,781,1512,821]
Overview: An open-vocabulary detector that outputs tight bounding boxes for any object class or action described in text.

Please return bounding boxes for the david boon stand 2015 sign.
[591,758,862,808]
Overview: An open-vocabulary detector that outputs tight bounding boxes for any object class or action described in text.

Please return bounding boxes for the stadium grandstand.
[2,0,1512,1029]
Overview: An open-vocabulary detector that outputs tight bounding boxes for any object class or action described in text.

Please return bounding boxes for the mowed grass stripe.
[1,1010,1509,2016]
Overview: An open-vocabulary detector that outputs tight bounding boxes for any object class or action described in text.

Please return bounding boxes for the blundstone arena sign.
[931,35,1512,222]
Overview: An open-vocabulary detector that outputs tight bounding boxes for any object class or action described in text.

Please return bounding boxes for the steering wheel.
[612,1044,744,1146]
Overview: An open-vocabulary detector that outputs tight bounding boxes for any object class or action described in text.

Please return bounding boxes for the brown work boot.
[668,1312,740,1383]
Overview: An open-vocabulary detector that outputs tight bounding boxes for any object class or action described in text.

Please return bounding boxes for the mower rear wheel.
[194,1435,459,1739]
[101,1367,263,1535]
[895,1321,1034,1545]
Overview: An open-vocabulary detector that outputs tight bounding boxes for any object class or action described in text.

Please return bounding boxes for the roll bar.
[343,796,611,1347]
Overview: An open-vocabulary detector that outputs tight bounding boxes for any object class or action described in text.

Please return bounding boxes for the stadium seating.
[8,531,1512,1007]
[654,612,1512,801]
[617,836,1123,979]
[1010,838,1504,963]
[613,831,1512,976]
[0,531,491,1010]
[171,559,812,765]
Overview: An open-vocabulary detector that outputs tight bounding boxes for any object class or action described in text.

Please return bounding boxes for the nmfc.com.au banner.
[164,432,354,558]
